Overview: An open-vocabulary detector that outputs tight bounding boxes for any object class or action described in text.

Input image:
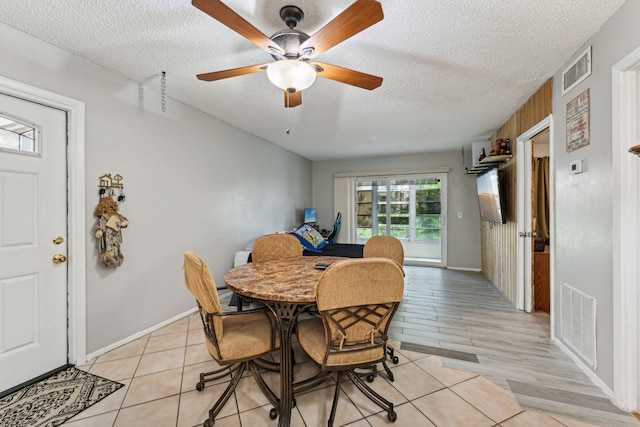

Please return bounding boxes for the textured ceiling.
[0,0,626,160]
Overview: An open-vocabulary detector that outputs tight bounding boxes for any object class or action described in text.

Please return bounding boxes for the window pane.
[0,115,38,154]
[390,215,409,225]
[417,229,441,240]
[357,215,372,227]
[357,181,374,239]
[417,202,441,214]
[390,226,409,239]
[390,204,408,215]
[388,180,410,241]
[417,216,441,228]
[357,204,372,215]
[357,228,372,239]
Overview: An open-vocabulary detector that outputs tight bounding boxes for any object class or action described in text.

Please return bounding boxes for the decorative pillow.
[288,224,327,252]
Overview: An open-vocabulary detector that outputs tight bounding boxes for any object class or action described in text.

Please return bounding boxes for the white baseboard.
[446,266,482,272]
[403,260,481,272]
[553,337,616,403]
[84,307,198,362]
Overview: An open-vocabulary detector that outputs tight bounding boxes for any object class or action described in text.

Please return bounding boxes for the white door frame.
[516,115,555,335]
[611,47,640,412]
[516,136,533,312]
[0,76,86,366]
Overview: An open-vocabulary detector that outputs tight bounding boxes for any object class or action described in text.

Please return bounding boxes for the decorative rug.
[0,367,124,427]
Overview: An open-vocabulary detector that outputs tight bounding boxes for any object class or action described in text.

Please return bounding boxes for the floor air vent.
[559,281,596,368]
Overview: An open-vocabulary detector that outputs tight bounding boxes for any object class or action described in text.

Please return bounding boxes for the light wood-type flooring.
[61,266,639,426]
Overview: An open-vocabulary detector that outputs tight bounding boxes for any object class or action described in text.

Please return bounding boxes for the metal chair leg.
[346,370,397,423]
[196,365,238,391]
[201,362,246,426]
[328,371,344,427]
[382,360,395,382]
[387,344,399,364]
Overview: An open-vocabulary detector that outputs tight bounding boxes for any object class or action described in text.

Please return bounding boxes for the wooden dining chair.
[295,258,404,426]
[363,235,405,380]
[183,250,280,426]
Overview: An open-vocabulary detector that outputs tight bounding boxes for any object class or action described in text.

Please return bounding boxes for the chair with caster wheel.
[250,233,303,368]
[295,258,404,426]
[363,235,405,381]
[183,250,280,426]
[236,233,303,311]
[251,233,303,262]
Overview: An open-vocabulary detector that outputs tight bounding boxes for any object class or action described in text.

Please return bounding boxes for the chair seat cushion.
[297,318,385,368]
[206,311,279,362]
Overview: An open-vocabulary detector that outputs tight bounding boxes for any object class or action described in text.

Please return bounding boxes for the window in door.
[0,113,39,154]
[356,174,446,263]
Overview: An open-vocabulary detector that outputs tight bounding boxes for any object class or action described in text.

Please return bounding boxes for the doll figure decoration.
[94,196,128,267]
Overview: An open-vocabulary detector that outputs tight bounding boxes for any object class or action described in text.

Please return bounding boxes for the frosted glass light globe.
[267,60,316,93]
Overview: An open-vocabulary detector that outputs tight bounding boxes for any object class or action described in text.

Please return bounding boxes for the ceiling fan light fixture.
[267,60,316,93]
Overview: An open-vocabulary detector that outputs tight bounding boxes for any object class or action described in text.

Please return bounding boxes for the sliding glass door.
[356,174,447,265]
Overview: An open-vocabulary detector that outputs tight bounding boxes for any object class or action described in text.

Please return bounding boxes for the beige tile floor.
[61,266,639,427]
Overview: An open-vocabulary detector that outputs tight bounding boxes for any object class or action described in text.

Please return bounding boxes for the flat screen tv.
[304,207,317,224]
[476,168,506,224]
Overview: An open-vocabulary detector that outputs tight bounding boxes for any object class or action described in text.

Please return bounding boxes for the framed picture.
[566,89,590,152]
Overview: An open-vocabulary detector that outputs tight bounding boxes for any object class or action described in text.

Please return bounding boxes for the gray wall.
[312,151,482,270]
[0,23,311,354]
[551,0,640,389]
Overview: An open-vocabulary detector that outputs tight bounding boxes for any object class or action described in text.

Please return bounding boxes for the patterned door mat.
[0,366,123,427]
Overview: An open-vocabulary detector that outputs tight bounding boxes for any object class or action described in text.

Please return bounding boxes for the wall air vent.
[562,46,591,96]
[559,281,596,368]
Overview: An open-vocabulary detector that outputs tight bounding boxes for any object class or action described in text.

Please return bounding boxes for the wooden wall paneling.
[517,80,553,134]
[480,79,552,307]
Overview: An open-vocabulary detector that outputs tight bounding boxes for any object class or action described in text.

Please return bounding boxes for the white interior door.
[0,93,68,392]
[517,138,533,312]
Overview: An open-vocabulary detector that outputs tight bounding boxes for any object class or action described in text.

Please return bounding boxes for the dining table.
[224,255,346,427]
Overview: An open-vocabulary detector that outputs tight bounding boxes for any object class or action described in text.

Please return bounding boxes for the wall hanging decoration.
[566,89,590,152]
[489,139,511,156]
[95,174,128,267]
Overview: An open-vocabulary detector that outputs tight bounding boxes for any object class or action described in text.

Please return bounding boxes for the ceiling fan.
[193,0,384,108]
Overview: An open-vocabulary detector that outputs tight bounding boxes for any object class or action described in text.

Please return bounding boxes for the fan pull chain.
[137,83,144,109]
[286,103,291,135]
[161,71,167,112]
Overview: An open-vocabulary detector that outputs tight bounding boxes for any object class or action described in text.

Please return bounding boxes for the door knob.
[53,236,64,245]
[53,254,67,263]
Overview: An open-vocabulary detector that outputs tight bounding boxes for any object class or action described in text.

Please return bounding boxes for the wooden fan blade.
[284,91,302,108]
[192,0,283,55]
[312,62,382,90]
[299,0,383,58]
[197,64,267,81]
